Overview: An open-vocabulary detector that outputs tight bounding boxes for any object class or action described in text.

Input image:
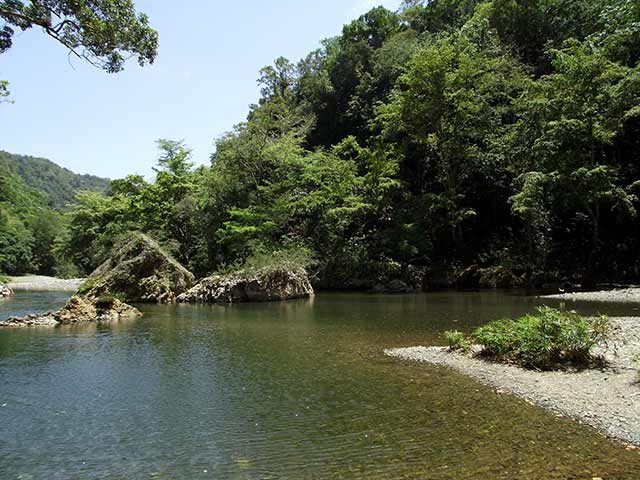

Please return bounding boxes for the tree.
[381,32,525,253]
[258,56,296,101]
[511,40,640,283]
[0,0,158,73]
[509,171,551,273]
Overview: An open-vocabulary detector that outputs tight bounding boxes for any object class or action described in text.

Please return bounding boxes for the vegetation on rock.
[78,232,195,303]
[178,251,314,303]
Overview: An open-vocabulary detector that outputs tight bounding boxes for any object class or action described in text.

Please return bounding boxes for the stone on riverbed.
[1,295,142,327]
[79,232,195,303]
[0,282,12,298]
[177,266,313,303]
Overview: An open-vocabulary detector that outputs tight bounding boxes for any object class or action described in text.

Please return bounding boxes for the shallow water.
[1,290,640,479]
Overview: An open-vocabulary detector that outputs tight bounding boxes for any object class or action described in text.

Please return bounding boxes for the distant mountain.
[0,151,110,210]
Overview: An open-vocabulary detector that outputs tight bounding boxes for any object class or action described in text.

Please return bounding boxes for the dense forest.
[0,153,109,276]
[0,152,110,210]
[4,0,640,290]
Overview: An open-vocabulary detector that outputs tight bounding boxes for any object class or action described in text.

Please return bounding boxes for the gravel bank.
[542,288,640,303]
[7,276,84,292]
[385,317,640,447]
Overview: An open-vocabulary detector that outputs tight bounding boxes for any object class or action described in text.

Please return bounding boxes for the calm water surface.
[1,290,640,479]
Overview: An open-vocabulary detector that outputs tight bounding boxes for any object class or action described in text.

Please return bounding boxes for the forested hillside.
[15,0,640,289]
[0,151,110,210]
[0,154,109,276]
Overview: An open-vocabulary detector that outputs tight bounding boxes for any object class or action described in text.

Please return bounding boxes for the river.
[1,290,639,479]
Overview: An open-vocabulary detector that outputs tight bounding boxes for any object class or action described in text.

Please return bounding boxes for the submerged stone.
[79,232,195,303]
[177,266,313,303]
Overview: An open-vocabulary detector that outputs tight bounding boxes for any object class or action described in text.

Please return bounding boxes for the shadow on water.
[1,290,640,479]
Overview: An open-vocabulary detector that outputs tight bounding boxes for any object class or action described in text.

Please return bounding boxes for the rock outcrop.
[1,295,141,327]
[0,282,12,298]
[178,266,313,303]
[79,232,195,303]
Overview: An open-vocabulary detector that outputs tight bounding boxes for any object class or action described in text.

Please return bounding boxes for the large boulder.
[178,266,313,303]
[79,233,195,303]
[1,295,141,327]
[0,282,12,298]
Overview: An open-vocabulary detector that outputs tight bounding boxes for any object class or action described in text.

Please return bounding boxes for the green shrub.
[443,330,472,351]
[76,278,96,295]
[472,306,609,369]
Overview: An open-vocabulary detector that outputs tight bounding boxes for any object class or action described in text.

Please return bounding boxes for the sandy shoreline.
[7,276,84,292]
[386,317,640,447]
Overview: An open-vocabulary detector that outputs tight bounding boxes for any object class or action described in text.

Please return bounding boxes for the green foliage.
[60,140,202,275]
[472,307,610,369]
[0,0,157,73]
[0,151,110,210]
[217,244,316,277]
[443,330,471,351]
[27,0,640,288]
[0,79,10,102]
[0,157,69,275]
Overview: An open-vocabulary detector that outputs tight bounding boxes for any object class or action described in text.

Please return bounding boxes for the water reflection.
[0,290,639,479]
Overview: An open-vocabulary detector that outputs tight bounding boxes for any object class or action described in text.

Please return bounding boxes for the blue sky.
[0,0,401,179]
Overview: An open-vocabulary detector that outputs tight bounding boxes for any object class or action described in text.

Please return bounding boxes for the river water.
[1,290,640,479]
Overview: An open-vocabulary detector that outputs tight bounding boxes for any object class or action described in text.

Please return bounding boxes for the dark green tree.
[0,0,158,72]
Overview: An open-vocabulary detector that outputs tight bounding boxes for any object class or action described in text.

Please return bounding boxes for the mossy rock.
[178,265,313,303]
[78,232,195,303]
[2,295,141,327]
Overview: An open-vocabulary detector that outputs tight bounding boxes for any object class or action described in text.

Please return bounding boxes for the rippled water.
[1,290,640,479]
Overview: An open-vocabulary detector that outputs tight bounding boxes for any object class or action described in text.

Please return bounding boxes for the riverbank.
[7,276,84,292]
[386,317,640,447]
[542,288,640,303]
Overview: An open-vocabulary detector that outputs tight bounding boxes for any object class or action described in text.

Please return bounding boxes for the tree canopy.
[0,0,158,72]
[6,0,640,290]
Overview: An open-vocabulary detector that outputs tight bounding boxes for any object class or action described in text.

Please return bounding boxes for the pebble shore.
[386,317,640,447]
[542,288,640,303]
[7,276,84,292]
